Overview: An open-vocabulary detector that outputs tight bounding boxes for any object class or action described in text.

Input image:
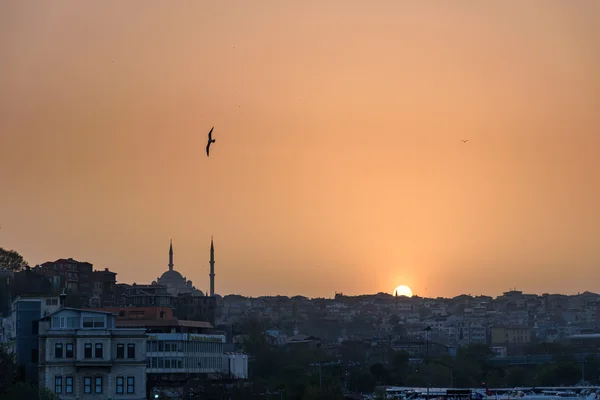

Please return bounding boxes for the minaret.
[168,239,174,271]
[209,236,215,296]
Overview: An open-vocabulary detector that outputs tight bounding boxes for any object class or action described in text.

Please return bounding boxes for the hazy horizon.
[1,1,599,298]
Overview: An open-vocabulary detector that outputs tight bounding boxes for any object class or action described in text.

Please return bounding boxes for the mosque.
[151,239,215,297]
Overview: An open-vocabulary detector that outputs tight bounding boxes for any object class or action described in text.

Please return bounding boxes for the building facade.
[146,332,248,393]
[38,308,147,400]
[490,325,534,345]
[146,333,226,374]
[8,295,63,382]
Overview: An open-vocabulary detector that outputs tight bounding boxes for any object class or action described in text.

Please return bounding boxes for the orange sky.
[1,1,599,298]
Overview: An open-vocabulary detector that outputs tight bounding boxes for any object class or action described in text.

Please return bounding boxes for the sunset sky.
[1,1,599,298]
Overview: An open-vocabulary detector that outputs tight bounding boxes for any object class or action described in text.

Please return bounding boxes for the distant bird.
[206,127,216,157]
[462,139,468,143]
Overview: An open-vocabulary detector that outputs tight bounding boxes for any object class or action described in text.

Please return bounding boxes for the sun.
[393,285,413,297]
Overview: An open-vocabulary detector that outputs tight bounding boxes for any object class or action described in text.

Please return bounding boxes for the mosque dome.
[159,269,185,283]
[155,240,205,296]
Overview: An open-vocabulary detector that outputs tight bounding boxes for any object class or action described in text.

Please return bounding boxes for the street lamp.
[424,326,432,400]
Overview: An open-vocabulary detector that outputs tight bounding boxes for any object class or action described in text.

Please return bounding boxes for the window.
[55,376,62,394]
[95,343,103,358]
[82,316,105,328]
[126,376,135,394]
[65,376,73,394]
[32,320,39,334]
[84,343,92,358]
[66,317,79,328]
[127,343,135,359]
[94,343,104,358]
[65,343,73,358]
[52,317,60,328]
[84,377,92,393]
[54,343,63,358]
[94,376,103,394]
[116,376,124,394]
[31,349,38,362]
[116,343,124,358]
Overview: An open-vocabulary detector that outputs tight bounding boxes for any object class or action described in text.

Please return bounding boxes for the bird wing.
[208,127,214,141]
[206,142,211,157]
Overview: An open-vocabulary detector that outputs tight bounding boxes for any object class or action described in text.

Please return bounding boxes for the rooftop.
[116,319,213,329]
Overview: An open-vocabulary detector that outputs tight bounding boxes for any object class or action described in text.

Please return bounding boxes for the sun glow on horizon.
[393,285,413,297]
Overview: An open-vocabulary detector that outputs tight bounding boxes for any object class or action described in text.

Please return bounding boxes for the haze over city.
[1,1,599,298]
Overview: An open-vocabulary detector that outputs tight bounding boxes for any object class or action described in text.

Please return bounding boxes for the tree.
[506,367,529,387]
[0,248,27,272]
[0,346,58,400]
[0,345,17,395]
[534,361,581,386]
[2,382,59,400]
[348,369,376,393]
[370,362,389,385]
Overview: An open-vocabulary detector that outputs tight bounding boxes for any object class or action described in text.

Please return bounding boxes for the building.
[490,325,533,345]
[145,332,248,391]
[38,308,147,400]
[9,295,63,383]
[116,319,247,393]
[88,306,175,321]
[89,268,118,306]
[125,284,175,307]
[152,241,203,296]
[9,266,55,300]
[35,258,118,306]
[123,284,217,325]
[146,333,227,374]
[37,258,94,294]
[173,294,216,325]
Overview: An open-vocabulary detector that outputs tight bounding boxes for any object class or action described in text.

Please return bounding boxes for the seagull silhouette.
[462,139,468,143]
[206,127,216,157]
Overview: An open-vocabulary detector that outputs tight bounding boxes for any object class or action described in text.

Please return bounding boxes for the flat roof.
[115,319,213,329]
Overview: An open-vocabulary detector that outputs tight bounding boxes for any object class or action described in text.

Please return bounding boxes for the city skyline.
[1,1,600,298]
[4,240,600,300]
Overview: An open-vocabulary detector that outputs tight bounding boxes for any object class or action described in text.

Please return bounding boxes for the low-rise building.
[125,319,248,392]
[38,308,147,400]
[490,325,533,346]
[146,333,227,374]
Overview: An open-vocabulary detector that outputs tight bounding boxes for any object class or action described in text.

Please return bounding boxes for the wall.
[15,299,41,383]
[225,353,248,379]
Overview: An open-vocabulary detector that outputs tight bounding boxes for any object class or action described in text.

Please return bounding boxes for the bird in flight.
[206,127,216,157]
[462,139,468,143]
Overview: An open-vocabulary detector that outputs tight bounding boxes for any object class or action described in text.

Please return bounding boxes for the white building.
[38,308,148,400]
[146,333,248,379]
[225,352,249,379]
